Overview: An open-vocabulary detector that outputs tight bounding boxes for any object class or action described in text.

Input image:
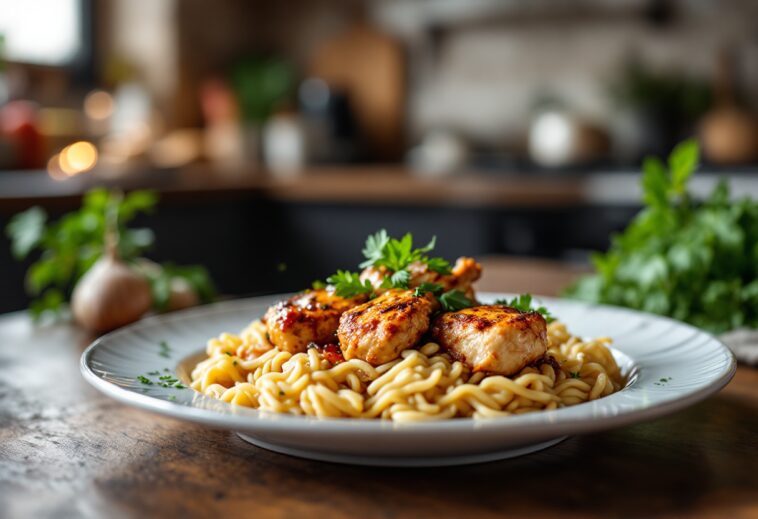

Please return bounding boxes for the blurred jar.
[262,112,307,176]
[407,130,468,176]
[528,108,608,168]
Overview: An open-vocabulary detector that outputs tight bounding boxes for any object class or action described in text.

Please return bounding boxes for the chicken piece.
[431,305,547,376]
[360,256,482,300]
[264,289,365,353]
[338,289,434,365]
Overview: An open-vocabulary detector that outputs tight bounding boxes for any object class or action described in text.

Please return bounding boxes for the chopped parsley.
[224,352,232,356]
[570,371,581,379]
[137,375,153,385]
[494,293,556,323]
[147,370,160,376]
[168,395,177,402]
[158,340,172,358]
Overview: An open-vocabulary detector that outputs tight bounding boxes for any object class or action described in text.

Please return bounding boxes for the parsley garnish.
[439,289,474,312]
[570,371,581,379]
[147,370,160,376]
[311,280,326,290]
[359,230,452,275]
[494,293,556,323]
[414,282,444,297]
[326,270,375,298]
[137,375,153,385]
[158,340,172,358]
[168,395,177,401]
[414,284,472,311]
[381,269,411,289]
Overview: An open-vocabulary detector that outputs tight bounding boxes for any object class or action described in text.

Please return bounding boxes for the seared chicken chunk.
[360,256,482,300]
[264,289,365,353]
[431,306,547,375]
[338,289,433,365]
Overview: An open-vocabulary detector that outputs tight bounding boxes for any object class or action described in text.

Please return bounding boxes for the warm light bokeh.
[59,141,98,175]
[83,90,115,121]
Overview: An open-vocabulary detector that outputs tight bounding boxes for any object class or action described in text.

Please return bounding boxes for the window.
[0,0,83,66]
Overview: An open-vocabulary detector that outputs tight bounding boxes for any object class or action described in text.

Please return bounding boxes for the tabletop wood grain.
[1,259,757,519]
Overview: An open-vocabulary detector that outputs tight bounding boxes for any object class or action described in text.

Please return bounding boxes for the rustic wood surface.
[1,259,757,518]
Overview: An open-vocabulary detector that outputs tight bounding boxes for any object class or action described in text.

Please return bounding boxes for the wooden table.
[1,260,757,518]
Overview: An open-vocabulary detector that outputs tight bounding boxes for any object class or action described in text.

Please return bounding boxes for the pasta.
[190,320,624,422]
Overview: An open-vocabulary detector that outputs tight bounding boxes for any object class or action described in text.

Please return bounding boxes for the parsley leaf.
[360,229,390,268]
[389,269,411,288]
[358,229,451,275]
[439,289,474,312]
[414,282,444,297]
[326,270,374,298]
[311,280,327,290]
[494,293,556,323]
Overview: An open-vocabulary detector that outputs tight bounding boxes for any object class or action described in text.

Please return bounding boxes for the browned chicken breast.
[338,289,434,365]
[431,306,547,376]
[264,289,365,353]
[360,256,482,300]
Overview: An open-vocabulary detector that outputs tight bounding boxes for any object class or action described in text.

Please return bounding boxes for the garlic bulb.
[71,253,153,333]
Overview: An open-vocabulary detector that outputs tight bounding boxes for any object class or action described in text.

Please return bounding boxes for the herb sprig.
[494,293,556,323]
[564,139,758,333]
[359,230,451,274]
[326,270,375,298]
[321,230,454,298]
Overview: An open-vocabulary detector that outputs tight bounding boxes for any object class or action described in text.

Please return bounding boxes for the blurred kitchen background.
[2,0,758,313]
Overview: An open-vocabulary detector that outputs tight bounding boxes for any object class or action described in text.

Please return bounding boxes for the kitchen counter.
[3,165,758,212]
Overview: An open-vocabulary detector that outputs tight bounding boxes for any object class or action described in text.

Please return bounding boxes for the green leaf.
[326,270,374,298]
[425,256,452,275]
[26,257,60,295]
[360,229,390,268]
[641,157,669,208]
[6,207,47,259]
[439,289,474,312]
[357,229,451,274]
[82,188,110,212]
[29,288,65,322]
[413,282,443,297]
[119,190,158,222]
[668,138,699,194]
[389,269,411,289]
[494,293,556,323]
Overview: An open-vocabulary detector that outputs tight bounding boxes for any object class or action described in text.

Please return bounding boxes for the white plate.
[81,293,735,466]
